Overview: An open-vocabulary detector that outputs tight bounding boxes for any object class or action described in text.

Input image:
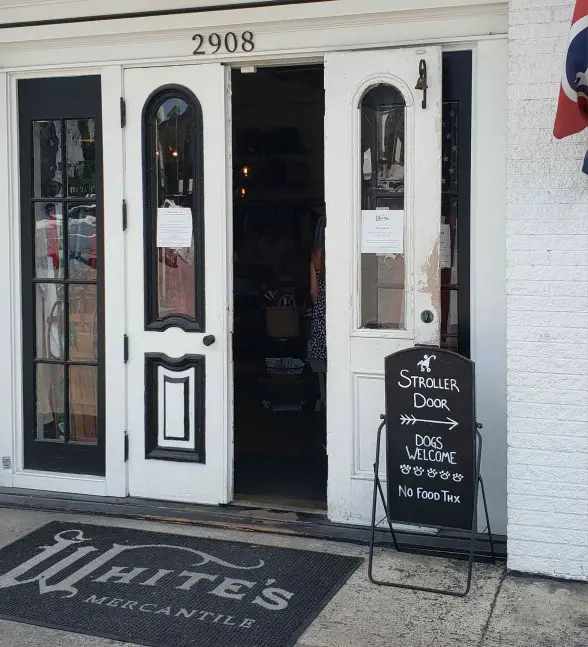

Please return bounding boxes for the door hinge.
[124,430,129,462]
[120,97,126,128]
[123,334,129,363]
[122,198,128,231]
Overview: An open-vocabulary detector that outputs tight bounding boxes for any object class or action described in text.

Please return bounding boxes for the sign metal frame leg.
[368,416,495,597]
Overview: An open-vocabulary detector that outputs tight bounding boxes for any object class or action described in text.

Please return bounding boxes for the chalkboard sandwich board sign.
[367,346,495,597]
[385,347,475,531]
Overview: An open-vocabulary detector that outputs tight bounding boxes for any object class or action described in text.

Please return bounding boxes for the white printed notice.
[440,223,452,269]
[156,207,193,248]
[361,209,404,254]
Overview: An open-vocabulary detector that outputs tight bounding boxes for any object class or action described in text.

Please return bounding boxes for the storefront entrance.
[231,65,327,508]
[14,46,476,521]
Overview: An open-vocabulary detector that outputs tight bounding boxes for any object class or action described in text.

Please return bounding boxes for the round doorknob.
[203,335,216,347]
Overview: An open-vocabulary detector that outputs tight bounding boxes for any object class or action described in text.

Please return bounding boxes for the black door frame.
[19,75,105,475]
[442,51,472,358]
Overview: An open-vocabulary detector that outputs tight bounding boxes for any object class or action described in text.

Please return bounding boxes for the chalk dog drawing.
[413,466,424,477]
[439,470,451,480]
[417,354,437,373]
[400,464,411,475]
[452,473,463,482]
[427,468,438,478]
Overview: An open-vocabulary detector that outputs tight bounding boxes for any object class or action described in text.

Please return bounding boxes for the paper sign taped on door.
[361,209,404,254]
[156,207,193,248]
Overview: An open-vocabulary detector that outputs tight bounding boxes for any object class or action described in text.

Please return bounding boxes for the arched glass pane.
[144,88,204,330]
[359,84,406,330]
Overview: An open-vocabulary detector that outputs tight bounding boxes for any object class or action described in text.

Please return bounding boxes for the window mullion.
[61,119,71,443]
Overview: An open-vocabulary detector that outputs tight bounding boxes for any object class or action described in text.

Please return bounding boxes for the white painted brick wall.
[507,0,588,581]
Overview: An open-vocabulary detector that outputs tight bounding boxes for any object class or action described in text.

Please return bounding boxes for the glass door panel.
[19,76,104,475]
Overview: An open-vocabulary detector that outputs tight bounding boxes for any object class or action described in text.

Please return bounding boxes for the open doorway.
[232,65,326,510]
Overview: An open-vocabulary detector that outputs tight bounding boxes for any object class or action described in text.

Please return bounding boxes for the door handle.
[202,335,216,347]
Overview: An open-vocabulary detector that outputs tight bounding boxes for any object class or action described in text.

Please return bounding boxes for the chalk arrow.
[399,414,458,430]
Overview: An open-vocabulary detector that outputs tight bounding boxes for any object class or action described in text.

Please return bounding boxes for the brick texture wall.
[507,0,588,581]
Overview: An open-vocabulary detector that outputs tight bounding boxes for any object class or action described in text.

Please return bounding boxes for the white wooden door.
[124,65,231,504]
[325,48,442,525]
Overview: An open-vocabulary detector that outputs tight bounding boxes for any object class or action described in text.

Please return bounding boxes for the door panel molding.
[144,352,205,462]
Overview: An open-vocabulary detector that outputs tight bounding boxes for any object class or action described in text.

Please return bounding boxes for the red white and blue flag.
[554,0,588,172]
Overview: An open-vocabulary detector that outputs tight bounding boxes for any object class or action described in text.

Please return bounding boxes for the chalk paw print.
[413,466,425,477]
[427,468,438,478]
[400,464,411,475]
[439,470,451,480]
[452,473,463,482]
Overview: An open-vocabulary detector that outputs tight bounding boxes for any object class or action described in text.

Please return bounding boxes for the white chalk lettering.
[397,372,460,392]
[399,485,413,498]
[415,435,443,449]
[416,488,441,501]
[398,369,412,389]
[413,393,449,411]
[442,490,461,503]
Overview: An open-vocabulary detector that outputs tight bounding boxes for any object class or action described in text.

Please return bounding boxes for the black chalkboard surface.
[385,348,475,531]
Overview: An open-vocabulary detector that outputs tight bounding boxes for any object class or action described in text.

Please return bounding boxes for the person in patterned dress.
[309,216,326,362]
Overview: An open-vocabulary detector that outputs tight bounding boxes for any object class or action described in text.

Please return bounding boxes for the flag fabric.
[553,0,588,173]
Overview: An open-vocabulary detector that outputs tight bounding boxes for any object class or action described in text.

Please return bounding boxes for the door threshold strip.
[0,486,504,561]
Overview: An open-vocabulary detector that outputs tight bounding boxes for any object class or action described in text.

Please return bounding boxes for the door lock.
[203,335,216,346]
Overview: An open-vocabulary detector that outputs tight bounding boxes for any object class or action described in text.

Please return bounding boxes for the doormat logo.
[0,528,296,623]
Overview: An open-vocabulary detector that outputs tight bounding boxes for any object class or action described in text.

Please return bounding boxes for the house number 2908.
[192,31,255,55]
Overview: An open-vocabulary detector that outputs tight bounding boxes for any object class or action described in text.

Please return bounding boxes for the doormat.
[0,521,362,647]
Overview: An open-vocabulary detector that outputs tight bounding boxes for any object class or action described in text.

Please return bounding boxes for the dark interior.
[231,65,327,508]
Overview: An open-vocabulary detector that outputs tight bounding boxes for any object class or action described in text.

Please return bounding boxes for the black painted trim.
[0,0,336,29]
[18,76,105,476]
[442,51,472,359]
[142,84,205,333]
[144,353,205,463]
[162,375,190,441]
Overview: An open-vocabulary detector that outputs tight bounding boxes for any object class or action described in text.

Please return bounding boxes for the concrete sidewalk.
[0,508,585,647]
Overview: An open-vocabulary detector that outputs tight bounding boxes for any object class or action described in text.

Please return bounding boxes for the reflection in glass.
[32,120,63,198]
[68,203,97,280]
[36,363,65,441]
[35,202,63,278]
[66,119,96,198]
[69,365,97,444]
[153,97,196,320]
[441,194,459,350]
[35,283,64,360]
[69,284,98,361]
[360,85,406,329]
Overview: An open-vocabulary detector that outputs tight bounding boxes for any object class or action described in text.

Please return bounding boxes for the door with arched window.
[324,48,442,525]
[124,65,231,504]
